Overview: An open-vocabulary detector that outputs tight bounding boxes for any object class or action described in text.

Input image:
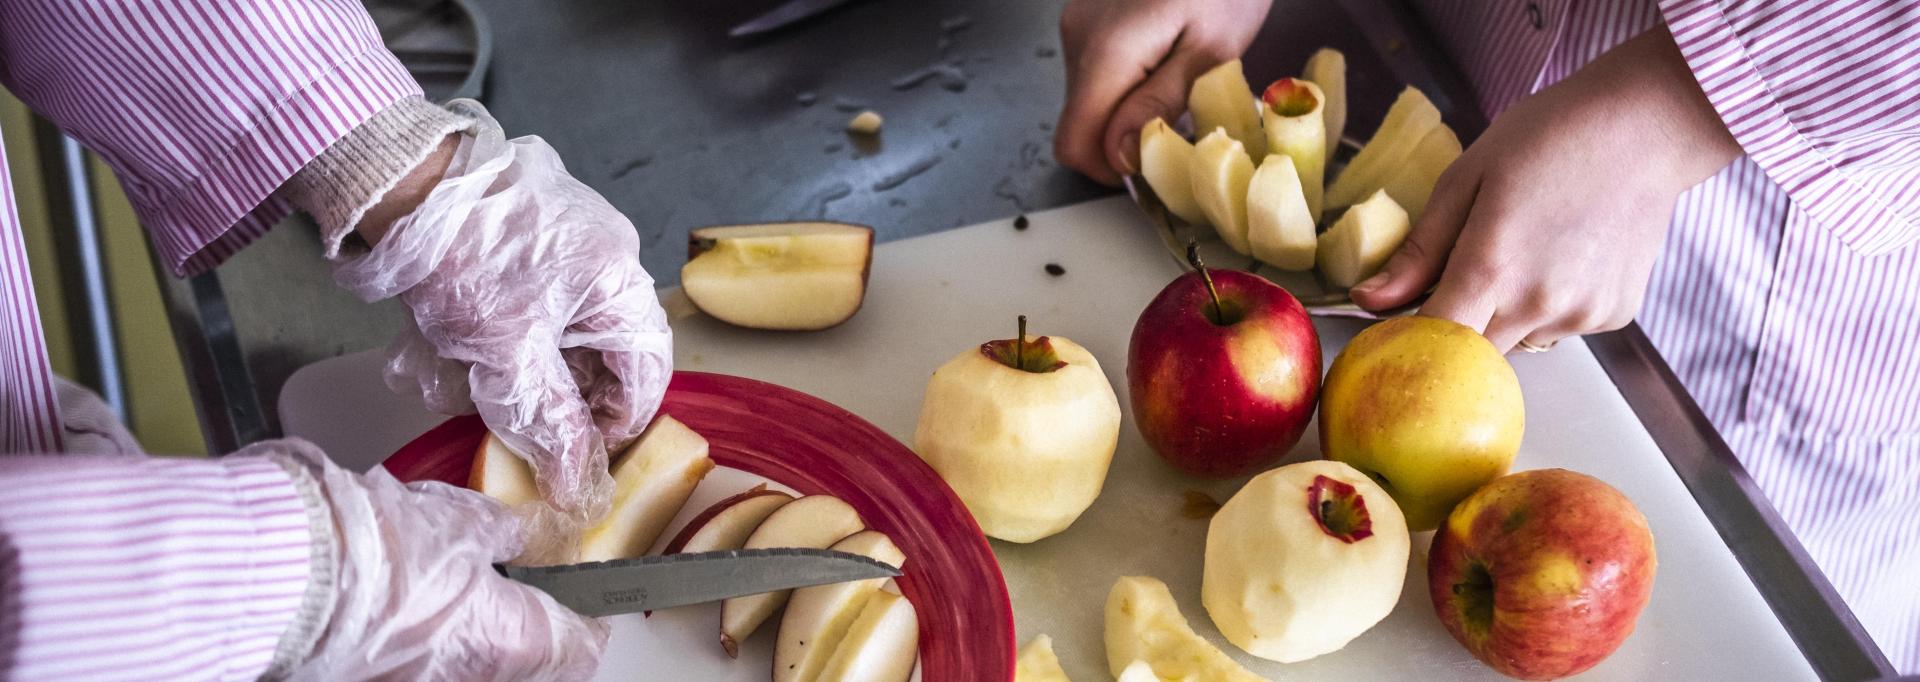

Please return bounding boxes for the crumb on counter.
[847,110,884,135]
[1013,214,1030,230]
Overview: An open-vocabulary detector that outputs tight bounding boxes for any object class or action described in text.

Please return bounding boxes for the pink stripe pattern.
[0,455,311,680]
[1412,0,1920,670]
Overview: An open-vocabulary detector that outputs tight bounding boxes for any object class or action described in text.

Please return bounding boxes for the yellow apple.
[1189,59,1266,161]
[681,222,874,331]
[914,320,1121,543]
[1247,154,1317,271]
[1320,316,1525,531]
[1105,575,1263,682]
[1190,129,1256,255]
[1317,189,1411,288]
[1203,460,1409,662]
[579,414,715,561]
[1139,118,1210,227]
[1015,635,1072,682]
[1303,48,1347,165]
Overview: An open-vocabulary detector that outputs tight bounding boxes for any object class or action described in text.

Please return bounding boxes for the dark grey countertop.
[150,1,1889,677]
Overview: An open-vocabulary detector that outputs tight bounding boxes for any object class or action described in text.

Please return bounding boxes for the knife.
[499,548,901,617]
[729,0,857,38]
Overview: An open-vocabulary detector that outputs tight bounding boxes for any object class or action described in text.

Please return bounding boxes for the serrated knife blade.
[497,548,901,617]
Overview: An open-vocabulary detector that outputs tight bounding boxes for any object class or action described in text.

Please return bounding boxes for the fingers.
[562,301,673,452]
[469,347,614,523]
[1055,10,1185,185]
[1349,165,1480,311]
[1100,45,1216,181]
[466,569,612,681]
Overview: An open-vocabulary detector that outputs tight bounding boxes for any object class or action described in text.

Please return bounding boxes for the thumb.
[1348,166,1479,310]
[1102,47,1213,178]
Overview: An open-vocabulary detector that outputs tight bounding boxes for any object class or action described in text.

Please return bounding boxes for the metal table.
[151,0,1891,677]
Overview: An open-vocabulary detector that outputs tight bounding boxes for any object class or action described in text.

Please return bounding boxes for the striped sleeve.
[1659,0,1920,255]
[0,454,313,681]
[0,0,422,276]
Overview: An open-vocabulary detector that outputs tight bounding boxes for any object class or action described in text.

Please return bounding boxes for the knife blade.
[728,0,856,38]
[498,548,901,617]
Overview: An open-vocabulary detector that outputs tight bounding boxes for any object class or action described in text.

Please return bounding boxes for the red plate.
[382,371,1015,682]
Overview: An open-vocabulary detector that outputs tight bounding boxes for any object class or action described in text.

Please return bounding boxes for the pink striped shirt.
[0,0,419,677]
[1414,0,1920,670]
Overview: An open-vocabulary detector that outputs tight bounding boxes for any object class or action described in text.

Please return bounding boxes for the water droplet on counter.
[795,91,818,107]
[871,155,943,192]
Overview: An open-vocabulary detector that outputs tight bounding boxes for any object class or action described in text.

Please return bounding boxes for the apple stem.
[1017,315,1027,368]
[1186,241,1225,325]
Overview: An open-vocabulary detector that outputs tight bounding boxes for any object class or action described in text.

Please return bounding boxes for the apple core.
[1308,475,1374,543]
[1262,78,1321,118]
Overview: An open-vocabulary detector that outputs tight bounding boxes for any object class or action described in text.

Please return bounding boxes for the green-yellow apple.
[1127,245,1322,478]
[1320,316,1523,531]
[1203,459,1409,662]
[1104,575,1263,682]
[914,316,1121,543]
[1429,469,1656,680]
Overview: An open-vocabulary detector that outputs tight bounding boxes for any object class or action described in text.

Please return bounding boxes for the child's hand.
[1054,0,1274,185]
[1350,26,1741,352]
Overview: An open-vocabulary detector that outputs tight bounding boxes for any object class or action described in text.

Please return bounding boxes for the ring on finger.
[1517,338,1555,354]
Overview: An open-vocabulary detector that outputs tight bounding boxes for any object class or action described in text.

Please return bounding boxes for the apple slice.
[815,588,919,682]
[1015,634,1072,682]
[1325,86,1443,210]
[1105,576,1263,682]
[578,415,715,561]
[661,485,796,556]
[721,495,866,657]
[681,222,875,331]
[1189,129,1256,255]
[1188,60,1266,161]
[775,530,908,682]
[1114,660,1158,682]
[1317,190,1411,288]
[470,432,540,506]
[1139,118,1209,227]
[1377,124,1462,222]
[1247,154,1317,271]
[1261,78,1326,219]
[1303,48,1347,165]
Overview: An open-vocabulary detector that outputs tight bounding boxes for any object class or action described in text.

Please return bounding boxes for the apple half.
[1015,634,1072,682]
[720,494,866,657]
[775,530,908,682]
[1303,48,1348,166]
[578,415,716,561]
[1105,576,1263,682]
[1139,118,1210,227]
[815,587,919,682]
[470,432,541,506]
[1188,59,1267,161]
[1189,129,1257,256]
[1317,189,1411,289]
[1325,86,1443,210]
[681,222,875,331]
[1247,154,1317,271]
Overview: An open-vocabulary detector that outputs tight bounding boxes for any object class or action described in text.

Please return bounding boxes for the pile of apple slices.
[472,420,920,682]
[1140,49,1462,288]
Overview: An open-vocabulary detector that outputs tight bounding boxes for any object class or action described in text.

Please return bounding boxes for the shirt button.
[1526,2,1545,29]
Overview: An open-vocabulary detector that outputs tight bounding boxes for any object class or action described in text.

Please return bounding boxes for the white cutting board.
[282,196,1813,681]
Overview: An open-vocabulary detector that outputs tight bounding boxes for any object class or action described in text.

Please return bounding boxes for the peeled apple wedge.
[681,222,875,331]
[815,588,919,682]
[775,531,908,682]
[720,495,866,657]
[1114,660,1159,682]
[1377,124,1462,222]
[1189,60,1267,161]
[1015,635,1073,682]
[1261,78,1327,219]
[1317,190,1411,289]
[578,415,715,561]
[1139,118,1209,227]
[470,432,540,506]
[1247,154,1318,271]
[1104,576,1264,682]
[1303,48,1347,165]
[1190,129,1256,255]
[1326,86,1443,210]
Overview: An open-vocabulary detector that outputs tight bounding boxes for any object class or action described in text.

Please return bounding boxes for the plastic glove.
[332,99,673,550]
[252,438,608,681]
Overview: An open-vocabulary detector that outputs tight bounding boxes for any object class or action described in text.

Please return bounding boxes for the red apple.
[1126,245,1322,477]
[1428,469,1657,680]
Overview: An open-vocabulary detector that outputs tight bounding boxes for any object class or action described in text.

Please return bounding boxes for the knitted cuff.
[280,96,473,259]
[260,454,341,681]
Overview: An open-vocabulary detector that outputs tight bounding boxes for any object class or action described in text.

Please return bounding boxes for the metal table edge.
[1588,324,1894,681]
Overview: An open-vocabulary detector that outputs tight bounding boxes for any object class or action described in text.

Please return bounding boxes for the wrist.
[281,97,472,257]
[1595,24,1743,189]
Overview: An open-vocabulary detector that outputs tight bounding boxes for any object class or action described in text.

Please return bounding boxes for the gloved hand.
[254,439,608,681]
[331,99,673,552]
